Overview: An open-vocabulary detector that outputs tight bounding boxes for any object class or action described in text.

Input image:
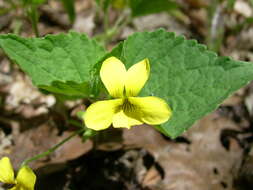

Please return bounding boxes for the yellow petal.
[112,110,142,129]
[84,99,122,130]
[15,166,36,190]
[100,57,126,98]
[125,58,150,96]
[0,157,15,184]
[128,96,172,125]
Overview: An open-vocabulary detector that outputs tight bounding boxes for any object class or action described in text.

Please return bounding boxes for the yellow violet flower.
[84,56,172,130]
[0,157,36,190]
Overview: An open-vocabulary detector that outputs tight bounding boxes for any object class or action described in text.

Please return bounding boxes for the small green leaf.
[0,32,106,98]
[76,111,85,120]
[106,29,253,138]
[60,0,76,23]
[83,128,97,141]
[129,0,179,17]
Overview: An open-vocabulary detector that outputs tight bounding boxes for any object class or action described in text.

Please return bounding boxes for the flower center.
[122,98,135,112]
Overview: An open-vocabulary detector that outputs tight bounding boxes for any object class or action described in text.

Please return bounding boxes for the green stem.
[21,128,85,166]
[26,4,40,37]
[103,8,109,33]
[94,11,131,45]
[105,13,131,42]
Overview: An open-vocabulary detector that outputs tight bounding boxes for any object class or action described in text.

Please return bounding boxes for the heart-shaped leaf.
[0,32,106,98]
[104,29,253,138]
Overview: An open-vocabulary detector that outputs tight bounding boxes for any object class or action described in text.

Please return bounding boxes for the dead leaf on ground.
[123,112,244,190]
[0,121,92,172]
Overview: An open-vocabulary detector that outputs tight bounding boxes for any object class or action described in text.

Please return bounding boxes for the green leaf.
[106,29,253,138]
[0,32,106,98]
[129,0,179,17]
[60,0,76,23]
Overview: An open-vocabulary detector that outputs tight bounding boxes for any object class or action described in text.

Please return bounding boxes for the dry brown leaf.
[123,112,244,190]
[0,122,92,171]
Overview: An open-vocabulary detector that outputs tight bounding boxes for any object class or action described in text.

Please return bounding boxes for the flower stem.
[21,128,85,166]
[103,8,109,33]
[94,10,131,46]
